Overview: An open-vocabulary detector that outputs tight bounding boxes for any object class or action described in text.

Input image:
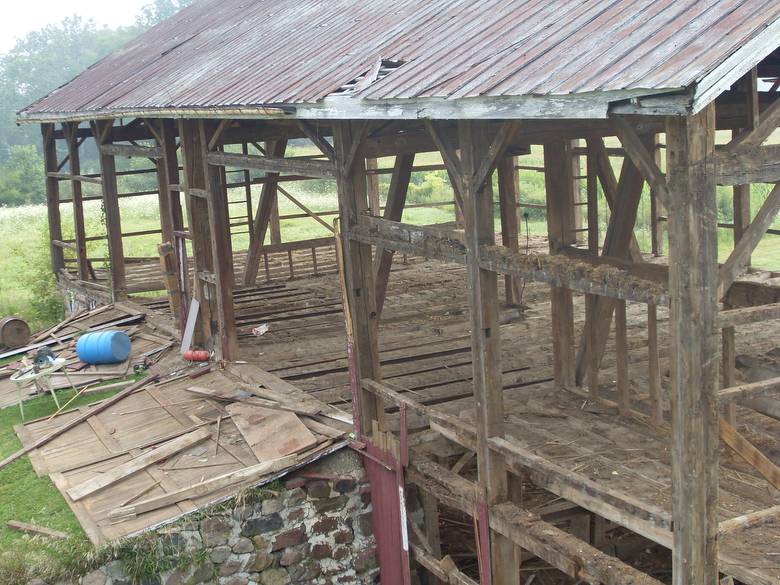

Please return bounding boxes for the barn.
[16,1,780,584]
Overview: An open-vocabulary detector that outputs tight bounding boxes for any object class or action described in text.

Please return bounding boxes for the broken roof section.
[17,0,780,123]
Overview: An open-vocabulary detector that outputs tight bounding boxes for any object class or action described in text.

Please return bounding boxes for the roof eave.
[16,88,693,125]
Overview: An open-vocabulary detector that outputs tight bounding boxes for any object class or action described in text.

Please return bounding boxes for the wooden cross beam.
[611,116,670,207]
[297,120,336,162]
[726,95,780,152]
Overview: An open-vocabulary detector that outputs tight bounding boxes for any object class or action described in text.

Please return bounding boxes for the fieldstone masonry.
[64,451,378,585]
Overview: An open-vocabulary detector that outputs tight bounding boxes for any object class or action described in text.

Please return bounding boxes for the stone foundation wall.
[75,450,378,585]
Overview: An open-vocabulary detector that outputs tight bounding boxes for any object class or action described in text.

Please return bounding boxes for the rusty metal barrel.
[0,317,31,349]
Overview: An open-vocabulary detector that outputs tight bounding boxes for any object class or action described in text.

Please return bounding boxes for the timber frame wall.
[38,73,780,584]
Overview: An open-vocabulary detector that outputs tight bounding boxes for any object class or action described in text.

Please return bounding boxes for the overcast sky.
[0,0,149,54]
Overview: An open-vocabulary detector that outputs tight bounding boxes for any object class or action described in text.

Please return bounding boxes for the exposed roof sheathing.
[18,0,780,121]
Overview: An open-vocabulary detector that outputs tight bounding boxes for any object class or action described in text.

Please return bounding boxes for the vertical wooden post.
[198,120,238,362]
[648,304,663,425]
[42,124,65,275]
[615,300,630,415]
[179,119,214,347]
[367,158,382,215]
[269,139,283,246]
[374,154,415,316]
[242,142,255,247]
[498,155,521,306]
[733,68,758,267]
[152,119,182,247]
[570,139,583,244]
[666,104,719,585]
[586,140,599,254]
[650,133,665,257]
[93,121,127,301]
[459,120,518,585]
[244,140,287,285]
[333,121,383,435]
[63,123,90,281]
[544,140,576,389]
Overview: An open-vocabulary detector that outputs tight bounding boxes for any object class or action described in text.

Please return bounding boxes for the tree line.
[0,0,192,206]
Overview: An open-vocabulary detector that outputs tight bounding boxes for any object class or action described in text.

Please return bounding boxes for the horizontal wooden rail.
[208,151,336,179]
[718,376,780,404]
[100,143,162,159]
[718,302,780,327]
[47,172,102,185]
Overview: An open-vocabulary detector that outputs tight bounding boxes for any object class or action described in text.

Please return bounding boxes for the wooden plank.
[647,304,663,425]
[109,454,297,520]
[615,300,630,415]
[207,150,336,179]
[374,154,415,315]
[7,520,68,540]
[225,403,317,461]
[718,182,780,298]
[66,427,212,501]
[666,104,719,585]
[0,375,158,471]
[46,172,103,185]
[718,302,780,327]
[718,418,780,490]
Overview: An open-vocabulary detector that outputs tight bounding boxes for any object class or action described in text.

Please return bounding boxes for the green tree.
[0,145,44,205]
[136,0,194,28]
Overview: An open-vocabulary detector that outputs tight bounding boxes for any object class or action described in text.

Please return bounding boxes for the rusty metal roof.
[18,0,780,122]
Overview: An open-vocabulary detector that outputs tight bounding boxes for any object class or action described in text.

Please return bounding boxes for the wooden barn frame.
[18,2,780,584]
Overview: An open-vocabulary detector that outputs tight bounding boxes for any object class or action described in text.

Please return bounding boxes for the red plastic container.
[184,350,210,362]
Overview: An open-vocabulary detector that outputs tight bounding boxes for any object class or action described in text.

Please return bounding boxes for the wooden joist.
[207,150,336,179]
[408,456,665,585]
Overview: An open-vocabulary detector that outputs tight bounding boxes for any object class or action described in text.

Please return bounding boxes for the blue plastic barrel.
[76,331,132,365]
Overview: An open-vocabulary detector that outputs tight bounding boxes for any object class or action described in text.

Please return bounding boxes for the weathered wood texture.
[666,104,719,585]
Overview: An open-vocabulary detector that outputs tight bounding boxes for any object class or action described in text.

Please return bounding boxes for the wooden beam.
[718,376,780,404]
[497,155,521,305]
[575,136,648,386]
[92,120,127,301]
[63,123,90,281]
[46,172,103,185]
[199,121,239,362]
[374,154,415,316]
[718,302,780,327]
[207,151,336,179]
[334,121,383,436]
[612,116,669,207]
[459,120,518,585]
[545,139,576,389]
[297,120,335,161]
[99,143,162,159]
[243,139,288,285]
[179,120,214,347]
[718,418,780,490]
[666,104,719,585]
[715,145,780,185]
[718,182,780,298]
[726,91,780,152]
[42,124,64,275]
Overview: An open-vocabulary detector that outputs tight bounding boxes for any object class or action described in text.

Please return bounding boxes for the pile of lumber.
[0,304,174,405]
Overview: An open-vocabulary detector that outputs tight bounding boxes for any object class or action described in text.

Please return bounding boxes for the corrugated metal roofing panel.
[18,0,780,120]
